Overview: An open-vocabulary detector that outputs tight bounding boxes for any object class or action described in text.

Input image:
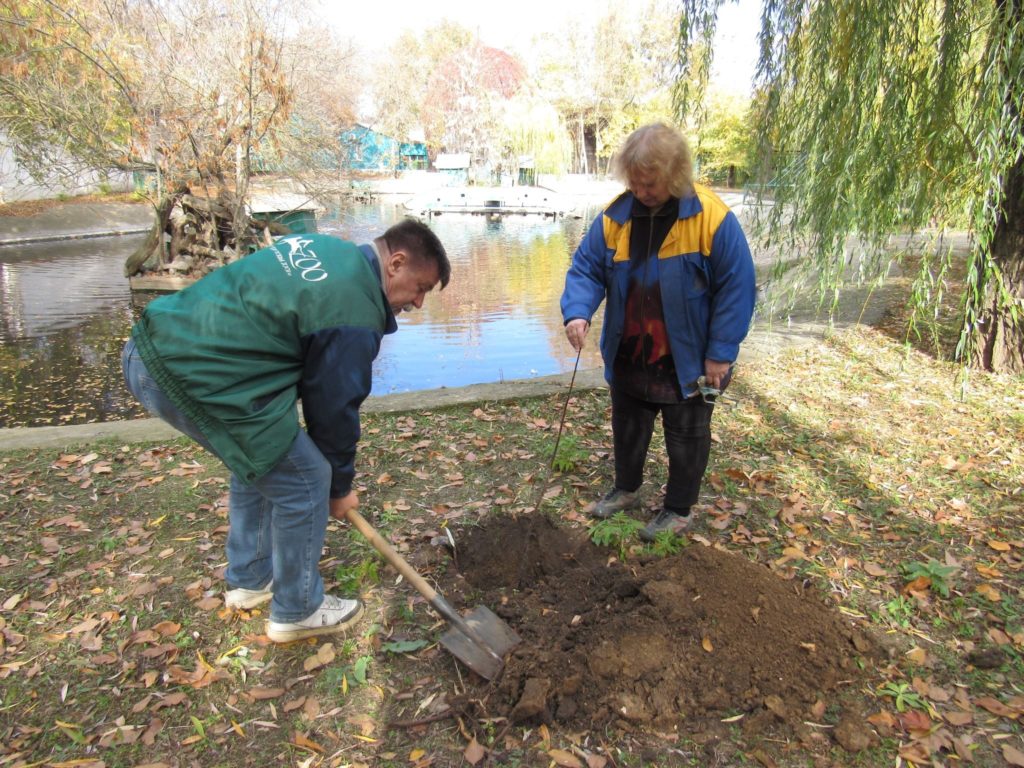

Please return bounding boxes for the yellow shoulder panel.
[605,216,633,262]
[659,184,729,258]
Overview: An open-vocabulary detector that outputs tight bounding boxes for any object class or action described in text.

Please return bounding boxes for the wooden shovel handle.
[344,508,439,602]
[344,507,505,663]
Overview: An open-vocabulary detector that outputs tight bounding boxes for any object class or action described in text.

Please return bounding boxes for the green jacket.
[132,234,396,493]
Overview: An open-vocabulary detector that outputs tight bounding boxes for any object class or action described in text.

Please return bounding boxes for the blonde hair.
[611,122,694,198]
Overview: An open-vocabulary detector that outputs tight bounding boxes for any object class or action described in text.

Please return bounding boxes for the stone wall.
[0,136,131,203]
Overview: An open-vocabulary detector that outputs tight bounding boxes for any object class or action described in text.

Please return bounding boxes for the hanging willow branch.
[675,0,1024,373]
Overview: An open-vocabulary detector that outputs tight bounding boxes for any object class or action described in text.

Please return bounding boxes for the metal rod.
[529,348,581,512]
[549,347,581,469]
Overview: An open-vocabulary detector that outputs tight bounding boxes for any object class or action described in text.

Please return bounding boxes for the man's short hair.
[384,218,451,288]
[611,122,695,199]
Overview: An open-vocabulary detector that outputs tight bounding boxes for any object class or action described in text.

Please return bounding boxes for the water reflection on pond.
[0,201,604,428]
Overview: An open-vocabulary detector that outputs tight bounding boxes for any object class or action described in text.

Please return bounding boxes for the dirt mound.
[441,514,877,738]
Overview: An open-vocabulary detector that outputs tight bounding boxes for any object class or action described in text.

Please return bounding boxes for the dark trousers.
[611,387,714,511]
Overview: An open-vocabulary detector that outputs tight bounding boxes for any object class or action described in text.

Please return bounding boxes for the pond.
[0,201,606,428]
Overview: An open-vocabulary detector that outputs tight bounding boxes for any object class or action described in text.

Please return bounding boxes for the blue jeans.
[122,339,329,622]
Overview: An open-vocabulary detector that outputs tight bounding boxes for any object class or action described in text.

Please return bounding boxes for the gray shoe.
[224,580,273,610]
[266,594,364,643]
[639,509,694,542]
[590,488,641,519]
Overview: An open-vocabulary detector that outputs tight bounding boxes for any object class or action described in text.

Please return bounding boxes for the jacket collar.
[606,190,703,224]
[359,243,398,334]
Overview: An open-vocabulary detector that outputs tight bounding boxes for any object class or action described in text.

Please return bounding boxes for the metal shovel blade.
[440,605,521,680]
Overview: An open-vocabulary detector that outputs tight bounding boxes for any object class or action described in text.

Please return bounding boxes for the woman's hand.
[565,319,590,352]
[703,359,731,390]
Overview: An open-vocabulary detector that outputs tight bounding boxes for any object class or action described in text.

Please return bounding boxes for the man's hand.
[329,491,359,521]
[565,319,590,352]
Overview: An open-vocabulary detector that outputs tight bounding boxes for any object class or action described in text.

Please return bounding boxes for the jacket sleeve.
[299,325,382,498]
[561,214,610,324]
[706,212,757,363]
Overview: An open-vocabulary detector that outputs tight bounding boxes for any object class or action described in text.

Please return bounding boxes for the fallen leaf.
[153,620,181,636]
[943,710,973,726]
[749,748,778,768]
[902,575,932,595]
[464,737,486,765]
[702,636,714,653]
[2,593,23,611]
[283,697,306,713]
[975,696,1018,718]
[292,731,324,753]
[899,741,933,763]
[988,539,1012,552]
[897,709,933,733]
[906,647,930,665]
[249,686,285,700]
[976,583,1001,601]
[303,642,336,672]
[548,748,583,768]
[867,710,898,728]
[988,627,1012,646]
[863,562,888,577]
[151,692,188,710]
[1004,744,1024,767]
[775,546,806,564]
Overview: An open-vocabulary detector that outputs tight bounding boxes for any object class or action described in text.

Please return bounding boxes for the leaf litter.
[0,324,1022,767]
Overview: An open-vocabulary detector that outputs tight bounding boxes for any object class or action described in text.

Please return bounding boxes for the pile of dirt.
[439,514,878,740]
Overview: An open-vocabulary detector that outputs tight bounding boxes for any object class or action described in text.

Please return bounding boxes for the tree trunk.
[123,189,186,277]
[968,150,1024,372]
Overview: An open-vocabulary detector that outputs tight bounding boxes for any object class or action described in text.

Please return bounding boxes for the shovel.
[344,508,520,680]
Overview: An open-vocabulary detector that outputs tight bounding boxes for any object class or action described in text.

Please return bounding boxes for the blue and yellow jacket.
[561,184,756,395]
[132,234,396,495]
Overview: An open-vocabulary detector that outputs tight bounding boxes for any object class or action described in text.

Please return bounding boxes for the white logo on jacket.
[274,235,329,282]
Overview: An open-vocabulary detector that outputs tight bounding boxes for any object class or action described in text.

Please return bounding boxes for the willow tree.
[677,0,1023,373]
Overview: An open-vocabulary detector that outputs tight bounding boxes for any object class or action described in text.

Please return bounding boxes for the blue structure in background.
[340,124,428,172]
[399,141,428,170]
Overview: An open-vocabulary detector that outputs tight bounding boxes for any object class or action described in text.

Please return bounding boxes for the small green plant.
[648,530,686,556]
[590,513,644,559]
[882,595,915,628]
[877,681,930,713]
[188,715,208,744]
[55,721,86,746]
[382,638,429,654]
[99,535,123,553]
[551,435,585,473]
[334,556,380,594]
[902,559,957,597]
[351,654,372,684]
[321,654,373,695]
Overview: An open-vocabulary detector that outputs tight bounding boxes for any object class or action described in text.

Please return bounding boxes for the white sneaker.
[224,580,273,610]
[266,594,365,643]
